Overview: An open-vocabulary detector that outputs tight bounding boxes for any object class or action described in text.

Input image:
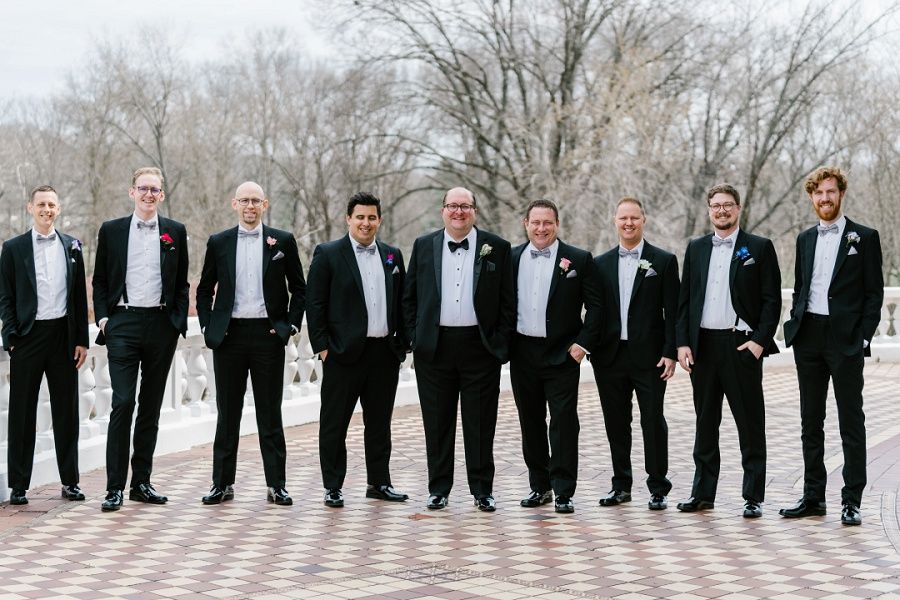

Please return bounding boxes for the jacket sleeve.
[195,235,218,331]
[574,253,604,353]
[174,224,190,334]
[73,245,90,348]
[860,228,884,343]
[91,224,110,325]
[305,244,330,354]
[284,234,307,331]
[401,239,420,348]
[661,253,680,360]
[675,243,692,349]
[750,239,782,350]
[0,242,19,349]
[392,247,410,352]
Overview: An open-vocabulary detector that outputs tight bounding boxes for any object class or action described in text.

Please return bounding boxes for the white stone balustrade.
[1,287,898,501]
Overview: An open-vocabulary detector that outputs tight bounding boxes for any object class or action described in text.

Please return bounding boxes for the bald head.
[441,187,478,240]
[232,181,268,228]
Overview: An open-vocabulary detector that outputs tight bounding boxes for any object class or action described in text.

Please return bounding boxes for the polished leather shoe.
[841,503,862,526]
[129,483,167,504]
[743,501,762,518]
[323,488,344,507]
[366,484,408,502]
[598,489,631,506]
[427,494,448,510]
[554,495,574,513]
[475,495,496,512]
[648,494,668,510]
[61,485,85,501]
[520,490,553,507]
[9,489,28,505]
[202,485,234,505]
[267,487,293,506]
[779,498,826,518]
[101,490,124,512]
[676,497,714,512]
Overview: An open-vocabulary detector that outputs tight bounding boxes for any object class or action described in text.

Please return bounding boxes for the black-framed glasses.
[237,198,264,207]
[443,203,475,213]
[135,186,163,196]
[708,202,737,211]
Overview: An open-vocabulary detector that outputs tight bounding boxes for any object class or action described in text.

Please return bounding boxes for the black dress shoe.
[598,489,631,506]
[202,485,235,505]
[841,503,861,526]
[676,497,714,512]
[324,488,344,508]
[554,495,574,513]
[426,494,448,510]
[779,498,826,518]
[129,483,168,504]
[9,489,28,505]
[475,495,496,512]
[366,485,408,502]
[520,490,553,507]
[101,490,124,512]
[743,501,762,518]
[648,494,668,510]
[267,487,293,506]
[61,485,85,501]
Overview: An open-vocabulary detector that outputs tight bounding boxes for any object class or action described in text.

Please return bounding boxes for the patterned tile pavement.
[2,362,900,599]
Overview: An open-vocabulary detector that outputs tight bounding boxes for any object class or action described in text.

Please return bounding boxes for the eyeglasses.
[443,203,475,213]
[237,198,264,207]
[708,202,737,211]
[135,186,163,196]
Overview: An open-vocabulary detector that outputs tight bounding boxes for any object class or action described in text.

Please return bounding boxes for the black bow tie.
[448,239,469,252]
[711,236,733,247]
[530,248,551,259]
[817,224,839,236]
[356,245,376,255]
[36,233,57,243]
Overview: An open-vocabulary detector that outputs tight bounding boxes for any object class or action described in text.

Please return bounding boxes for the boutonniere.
[266,236,277,248]
[70,239,82,253]
[638,259,652,271]
[479,243,492,259]
[845,231,859,247]
[733,246,751,262]
[385,253,395,266]
[159,233,174,251]
[558,257,572,274]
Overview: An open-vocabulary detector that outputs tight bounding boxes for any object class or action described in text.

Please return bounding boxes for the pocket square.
[743,258,756,266]
[272,250,285,261]
[848,247,858,256]
[392,265,400,275]
[645,268,657,277]
[565,269,577,279]
[70,258,76,264]
[485,261,496,272]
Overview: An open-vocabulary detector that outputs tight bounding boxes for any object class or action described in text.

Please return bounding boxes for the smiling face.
[809,176,844,223]
[129,173,165,221]
[524,206,559,250]
[614,200,645,249]
[441,187,477,240]
[707,192,741,235]
[231,181,268,229]
[347,203,382,246]
[27,190,60,235]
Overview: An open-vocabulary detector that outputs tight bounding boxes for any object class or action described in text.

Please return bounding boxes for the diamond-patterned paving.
[3,363,900,599]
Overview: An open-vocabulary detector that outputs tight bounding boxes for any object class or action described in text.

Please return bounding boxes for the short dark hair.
[804,166,848,195]
[347,191,382,217]
[616,196,645,216]
[29,185,58,201]
[706,183,740,206]
[524,199,559,221]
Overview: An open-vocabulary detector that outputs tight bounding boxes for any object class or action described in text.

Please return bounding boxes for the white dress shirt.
[32,228,67,320]
[700,229,749,331]
[439,228,478,327]
[232,224,268,318]
[618,240,644,341]
[351,238,389,337]
[516,240,558,337]
[122,213,163,307]
[806,215,846,315]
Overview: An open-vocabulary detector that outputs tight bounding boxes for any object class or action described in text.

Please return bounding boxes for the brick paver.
[1,363,899,599]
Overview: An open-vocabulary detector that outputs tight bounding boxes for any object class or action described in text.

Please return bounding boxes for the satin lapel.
[341,235,365,301]
[431,231,443,300]
[224,227,238,288]
[606,250,620,309]
[59,233,74,298]
[696,235,713,306]
[830,219,853,284]
[630,244,650,303]
[473,229,484,293]
[548,241,566,301]
[802,228,816,287]
[377,240,393,327]
[262,226,274,276]
[22,236,37,296]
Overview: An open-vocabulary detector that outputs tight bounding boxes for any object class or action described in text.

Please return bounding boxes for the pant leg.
[545,358,580,498]
[211,334,251,487]
[247,325,288,488]
[414,349,460,496]
[689,333,725,501]
[6,329,48,490]
[631,362,672,496]
[826,345,866,506]
[458,333,501,499]
[510,347,552,494]
[318,355,363,490]
[593,349,636,493]
[358,339,401,486]
[793,320,830,502]
[43,320,80,486]
[104,311,143,491]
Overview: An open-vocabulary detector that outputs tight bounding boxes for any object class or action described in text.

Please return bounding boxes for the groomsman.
[510,199,602,514]
[592,197,679,511]
[93,167,189,512]
[307,192,409,508]
[403,187,515,511]
[780,167,883,526]
[0,185,89,505]
[676,183,781,518]
[196,181,306,506]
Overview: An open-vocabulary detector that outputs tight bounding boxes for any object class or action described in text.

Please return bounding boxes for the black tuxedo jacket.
[306,234,407,363]
[592,241,679,368]
[0,230,89,352]
[676,230,781,358]
[403,228,515,363]
[511,240,603,366]
[92,215,189,345]
[196,225,306,349]
[783,219,883,356]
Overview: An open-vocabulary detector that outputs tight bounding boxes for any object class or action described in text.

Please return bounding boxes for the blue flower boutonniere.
[733,246,751,262]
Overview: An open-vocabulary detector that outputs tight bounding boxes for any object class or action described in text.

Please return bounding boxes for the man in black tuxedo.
[779,167,883,526]
[675,183,781,518]
[0,185,89,505]
[403,187,515,512]
[592,197,679,511]
[196,181,306,506]
[93,167,189,512]
[510,199,602,514]
[307,192,409,508]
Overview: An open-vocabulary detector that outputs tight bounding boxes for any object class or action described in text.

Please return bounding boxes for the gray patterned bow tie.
[817,224,839,236]
[356,245,376,255]
[618,248,639,259]
[530,248,551,259]
[711,236,733,247]
[238,229,259,239]
[36,233,57,243]
[136,220,157,230]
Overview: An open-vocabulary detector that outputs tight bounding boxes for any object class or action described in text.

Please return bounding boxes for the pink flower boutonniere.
[160,233,174,251]
[266,236,277,248]
[558,257,572,274]
[385,253,395,266]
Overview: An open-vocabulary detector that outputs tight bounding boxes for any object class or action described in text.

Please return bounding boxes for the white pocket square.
[848,247,858,256]
[743,258,756,265]
[272,250,285,261]
[645,268,657,277]
[565,269,577,279]
[392,265,400,275]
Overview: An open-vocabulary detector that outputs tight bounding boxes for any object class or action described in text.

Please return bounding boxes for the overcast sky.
[1,0,333,99]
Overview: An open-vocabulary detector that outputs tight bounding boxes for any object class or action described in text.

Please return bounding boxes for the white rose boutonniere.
[639,259,652,271]
[845,231,860,247]
[479,243,493,259]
